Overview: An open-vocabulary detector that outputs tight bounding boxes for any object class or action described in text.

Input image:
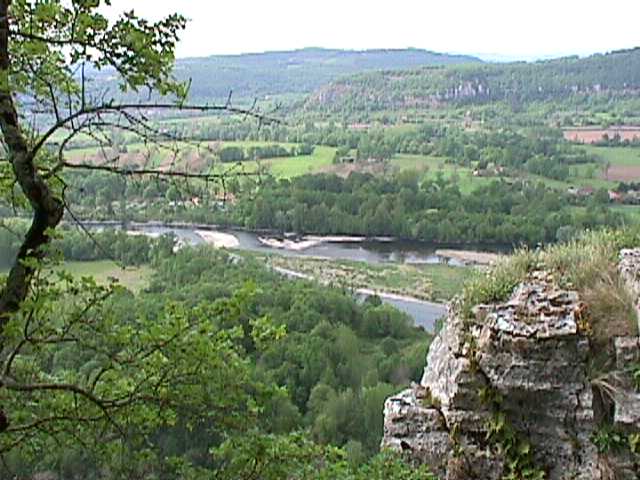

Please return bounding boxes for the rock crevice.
[383,265,640,479]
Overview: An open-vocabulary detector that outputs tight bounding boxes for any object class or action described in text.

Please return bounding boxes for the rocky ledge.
[383,257,640,479]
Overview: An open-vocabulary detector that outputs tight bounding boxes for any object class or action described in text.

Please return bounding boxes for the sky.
[107,0,639,61]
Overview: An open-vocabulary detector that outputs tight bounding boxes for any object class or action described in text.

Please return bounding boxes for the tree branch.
[32,101,283,157]
[61,161,261,180]
[0,0,64,328]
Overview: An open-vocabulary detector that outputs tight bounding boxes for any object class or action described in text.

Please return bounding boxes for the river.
[89,222,507,332]
[123,223,508,264]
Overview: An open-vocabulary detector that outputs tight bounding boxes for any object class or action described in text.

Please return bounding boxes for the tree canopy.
[0,0,192,460]
[0,2,434,478]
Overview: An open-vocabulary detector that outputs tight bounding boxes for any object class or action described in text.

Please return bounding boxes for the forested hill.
[303,47,640,113]
[172,48,481,101]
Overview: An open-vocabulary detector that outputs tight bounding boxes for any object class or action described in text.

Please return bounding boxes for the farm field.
[0,261,152,292]
[610,205,640,223]
[63,141,640,195]
[563,127,640,144]
[582,145,640,167]
[66,141,335,180]
[582,145,640,182]
[390,154,490,193]
[57,261,152,293]
[389,154,613,193]
[391,146,640,191]
[317,153,487,193]
[264,145,335,177]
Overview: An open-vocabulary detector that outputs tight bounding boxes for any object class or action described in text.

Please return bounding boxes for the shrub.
[460,248,537,318]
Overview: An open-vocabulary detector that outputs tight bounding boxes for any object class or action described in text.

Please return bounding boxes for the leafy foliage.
[0,246,431,477]
[146,248,429,457]
[1,255,293,470]
[227,173,622,244]
[10,0,187,98]
[0,2,439,478]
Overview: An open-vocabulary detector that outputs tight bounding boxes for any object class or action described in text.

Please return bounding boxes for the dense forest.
[229,174,621,244]
[52,129,621,246]
[4,244,432,478]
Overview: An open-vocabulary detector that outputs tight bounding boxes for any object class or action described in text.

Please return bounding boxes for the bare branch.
[61,161,261,180]
[32,102,284,159]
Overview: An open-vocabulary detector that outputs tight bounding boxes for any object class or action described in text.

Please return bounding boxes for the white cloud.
[107,0,640,60]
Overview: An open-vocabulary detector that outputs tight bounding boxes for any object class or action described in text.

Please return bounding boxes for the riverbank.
[80,221,476,301]
[258,236,323,251]
[272,265,445,306]
[435,249,500,266]
[267,255,469,303]
[257,234,396,252]
[85,220,503,265]
[74,220,490,300]
[270,262,449,331]
[196,230,240,249]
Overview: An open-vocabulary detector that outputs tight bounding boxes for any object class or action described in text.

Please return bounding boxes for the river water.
[129,224,468,266]
[97,223,506,332]
[360,295,447,332]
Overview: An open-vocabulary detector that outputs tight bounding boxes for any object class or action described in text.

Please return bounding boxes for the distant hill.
[170,48,481,102]
[303,48,640,113]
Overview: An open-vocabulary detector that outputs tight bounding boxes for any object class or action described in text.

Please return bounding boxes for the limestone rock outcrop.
[383,264,640,479]
[619,248,640,333]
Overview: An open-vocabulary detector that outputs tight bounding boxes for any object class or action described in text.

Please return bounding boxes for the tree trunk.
[0,0,64,324]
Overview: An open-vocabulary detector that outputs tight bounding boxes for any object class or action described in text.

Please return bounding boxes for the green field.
[392,154,482,193]
[265,146,335,178]
[1,260,152,292]
[66,140,335,180]
[390,150,625,193]
[209,144,335,178]
[391,154,450,172]
[610,205,640,223]
[583,145,640,167]
[63,139,640,194]
[290,145,639,192]
[58,261,151,292]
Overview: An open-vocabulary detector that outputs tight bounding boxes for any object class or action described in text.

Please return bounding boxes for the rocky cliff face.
[383,255,640,479]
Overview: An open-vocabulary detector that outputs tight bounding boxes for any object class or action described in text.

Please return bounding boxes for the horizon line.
[173,45,639,64]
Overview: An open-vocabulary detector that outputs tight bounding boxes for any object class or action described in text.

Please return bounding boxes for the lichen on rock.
[383,250,640,479]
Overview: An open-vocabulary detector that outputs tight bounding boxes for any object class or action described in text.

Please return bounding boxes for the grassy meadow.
[391,154,493,193]
[58,261,152,292]
[62,134,640,200]
[582,145,640,167]
[1,261,151,293]
[391,144,640,193]
[66,140,336,180]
